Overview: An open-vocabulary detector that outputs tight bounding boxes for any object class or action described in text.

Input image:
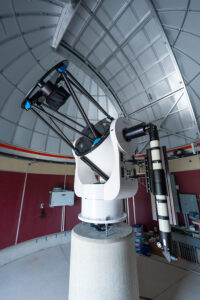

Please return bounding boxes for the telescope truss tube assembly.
[21,60,177,300]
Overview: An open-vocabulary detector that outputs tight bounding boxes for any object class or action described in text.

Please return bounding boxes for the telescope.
[22,60,178,300]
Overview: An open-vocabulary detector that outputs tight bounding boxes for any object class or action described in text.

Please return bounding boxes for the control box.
[49,188,74,207]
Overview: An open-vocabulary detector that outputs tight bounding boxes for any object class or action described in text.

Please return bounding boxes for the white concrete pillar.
[68,223,139,300]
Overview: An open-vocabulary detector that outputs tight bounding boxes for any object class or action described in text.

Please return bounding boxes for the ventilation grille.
[172,240,198,263]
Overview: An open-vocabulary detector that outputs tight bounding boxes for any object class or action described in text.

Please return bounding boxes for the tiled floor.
[0,243,200,300]
[138,255,200,299]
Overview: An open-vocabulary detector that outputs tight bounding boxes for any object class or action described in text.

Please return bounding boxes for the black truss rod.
[61,73,99,139]
[42,103,85,129]
[31,107,75,150]
[32,105,93,142]
[31,109,108,180]
[80,156,109,181]
[67,71,110,118]
[40,106,72,143]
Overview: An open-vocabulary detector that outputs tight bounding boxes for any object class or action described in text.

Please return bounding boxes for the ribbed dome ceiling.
[153,0,200,145]
[0,0,118,157]
[0,0,200,159]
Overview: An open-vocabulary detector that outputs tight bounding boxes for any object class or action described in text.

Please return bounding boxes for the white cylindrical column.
[68,223,139,300]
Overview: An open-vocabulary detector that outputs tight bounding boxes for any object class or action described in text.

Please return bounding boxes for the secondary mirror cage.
[21,60,112,181]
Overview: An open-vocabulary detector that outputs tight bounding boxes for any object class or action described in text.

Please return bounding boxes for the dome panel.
[88,104,98,120]
[24,28,55,48]
[13,0,62,14]
[18,64,44,93]
[183,12,200,36]
[167,135,184,148]
[174,50,199,82]
[39,52,63,70]
[102,0,127,21]
[66,8,87,38]
[1,89,24,123]
[60,140,73,155]
[0,17,20,42]
[189,0,200,10]
[46,136,60,154]
[158,11,185,29]
[129,31,149,58]
[3,52,35,84]
[153,0,188,10]
[0,37,28,70]
[0,0,13,14]
[0,75,13,110]
[116,9,137,38]
[144,18,161,41]
[0,118,16,144]
[164,28,179,46]
[124,93,149,113]
[32,42,52,61]
[187,86,200,118]
[190,74,200,97]
[34,118,49,135]
[13,126,32,148]
[18,109,37,130]
[109,26,124,44]
[17,15,59,32]
[131,0,150,19]
[30,132,47,152]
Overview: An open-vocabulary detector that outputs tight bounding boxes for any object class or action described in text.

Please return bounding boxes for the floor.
[0,243,200,300]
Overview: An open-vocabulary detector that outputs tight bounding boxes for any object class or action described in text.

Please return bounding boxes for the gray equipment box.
[49,187,74,207]
[179,194,199,214]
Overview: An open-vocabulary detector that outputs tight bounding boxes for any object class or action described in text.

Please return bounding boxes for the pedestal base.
[68,223,139,300]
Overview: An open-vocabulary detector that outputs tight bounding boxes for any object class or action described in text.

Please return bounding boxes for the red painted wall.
[132,170,200,230]
[0,170,156,250]
[18,174,65,243]
[0,171,81,249]
[2,168,199,250]
[172,170,200,225]
[134,177,157,231]
[0,171,25,249]
[173,170,200,196]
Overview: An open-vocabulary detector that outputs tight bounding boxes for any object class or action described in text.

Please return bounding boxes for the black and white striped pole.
[124,123,178,262]
[147,124,176,262]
